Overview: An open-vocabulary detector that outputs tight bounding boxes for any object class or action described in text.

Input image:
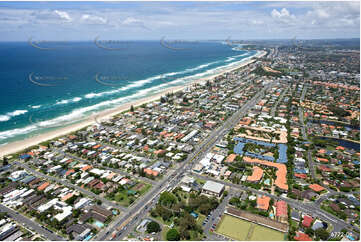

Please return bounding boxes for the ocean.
[0,41,257,145]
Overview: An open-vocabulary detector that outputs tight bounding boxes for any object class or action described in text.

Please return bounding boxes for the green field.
[250,225,285,241]
[216,215,285,241]
[215,215,251,240]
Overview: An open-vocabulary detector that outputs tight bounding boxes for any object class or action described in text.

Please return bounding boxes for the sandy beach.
[0,50,266,157]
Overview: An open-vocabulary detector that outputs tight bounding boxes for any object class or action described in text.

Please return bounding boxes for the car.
[210,229,214,232]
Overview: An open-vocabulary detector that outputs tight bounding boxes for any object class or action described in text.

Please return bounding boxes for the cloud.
[54,10,72,22]
[251,20,264,25]
[121,17,151,30]
[81,14,107,25]
[271,8,296,24]
[0,2,358,40]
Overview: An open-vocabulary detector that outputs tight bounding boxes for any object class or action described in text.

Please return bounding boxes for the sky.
[0,1,360,41]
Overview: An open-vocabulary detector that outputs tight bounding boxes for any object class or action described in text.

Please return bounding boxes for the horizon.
[0,37,360,42]
[0,1,359,41]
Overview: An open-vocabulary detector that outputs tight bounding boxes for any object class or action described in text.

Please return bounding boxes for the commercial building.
[202,181,225,197]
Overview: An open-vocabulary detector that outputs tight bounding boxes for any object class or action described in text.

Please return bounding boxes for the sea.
[0,41,258,145]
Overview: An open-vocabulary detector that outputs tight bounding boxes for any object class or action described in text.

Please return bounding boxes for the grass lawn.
[249,225,285,241]
[136,183,152,196]
[161,226,169,240]
[112,192,131,206]
[215,215,251,240]
[109,182,152,207]
[151,215,173,226]
[195,177,206,185]
[196,214,206,227]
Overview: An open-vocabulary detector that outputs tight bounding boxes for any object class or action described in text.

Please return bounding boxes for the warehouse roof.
[202,181,224,194]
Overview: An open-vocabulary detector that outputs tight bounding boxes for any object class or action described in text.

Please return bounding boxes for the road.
[190,173,359,233]
[298,107,307,140]
[298,85,308,139]
[204,189,235,241]
[14,161,127,212]
[0,204,65,241]
[96,82,275,241]
[306,151,317,181]
[271,85,289,117]
[315,190,359,206]
[300,85,307,103]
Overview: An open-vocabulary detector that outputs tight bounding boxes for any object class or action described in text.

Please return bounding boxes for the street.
[0,204,65,241]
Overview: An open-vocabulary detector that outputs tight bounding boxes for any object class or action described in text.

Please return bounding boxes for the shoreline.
[0,50,266,157]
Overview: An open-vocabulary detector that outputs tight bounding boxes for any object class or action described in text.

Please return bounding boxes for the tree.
[315,228,330,240]
[146,221,161,233]
[159,192,177,207]
[305,228,314,237]
[2,157,8,166]
[130,105,135,112]
[179,227,190,240]
[0,212,6,220]
[166,228,180,241]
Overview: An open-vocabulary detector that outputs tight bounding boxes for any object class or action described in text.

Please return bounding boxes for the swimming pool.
[84,234,93,241]
[94,220,104,228]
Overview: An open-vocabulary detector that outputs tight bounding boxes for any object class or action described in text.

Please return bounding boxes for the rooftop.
[202,180,224,194]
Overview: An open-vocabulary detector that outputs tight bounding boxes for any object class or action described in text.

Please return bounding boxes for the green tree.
[159,192,177,207]
[315,228,330,240]
[166,228,180,241]
[2,157,8,166]
[146,221,161,233]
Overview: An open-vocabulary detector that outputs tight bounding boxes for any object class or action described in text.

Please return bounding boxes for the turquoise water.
[0,41,257,145]
[94,221,104,228]
[84,234,93,241]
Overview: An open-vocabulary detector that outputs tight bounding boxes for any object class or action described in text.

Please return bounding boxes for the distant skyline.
[0,1,360,41]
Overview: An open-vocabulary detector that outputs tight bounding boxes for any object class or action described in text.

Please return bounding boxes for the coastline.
[0,50,266,157]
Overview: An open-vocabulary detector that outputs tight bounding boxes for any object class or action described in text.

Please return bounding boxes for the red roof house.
[294,232,312,241]
[276,200,288,218]
[302,215,313,227]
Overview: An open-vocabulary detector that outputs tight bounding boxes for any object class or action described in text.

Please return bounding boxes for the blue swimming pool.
[84,234,93,241]
[94,221,104,228]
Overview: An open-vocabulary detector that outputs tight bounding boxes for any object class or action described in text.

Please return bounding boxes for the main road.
[95,82,276,241]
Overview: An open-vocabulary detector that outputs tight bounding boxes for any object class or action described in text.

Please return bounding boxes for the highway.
[13,161,127,212]
[95,82,275,241]
[0,204,65,241]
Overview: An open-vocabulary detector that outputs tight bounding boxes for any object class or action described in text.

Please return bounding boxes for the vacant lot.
[216,214,285,241]
[215,215,251,240]
[250,225,285,241]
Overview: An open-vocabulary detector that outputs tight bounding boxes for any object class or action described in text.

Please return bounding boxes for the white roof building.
[202,181,225,197]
